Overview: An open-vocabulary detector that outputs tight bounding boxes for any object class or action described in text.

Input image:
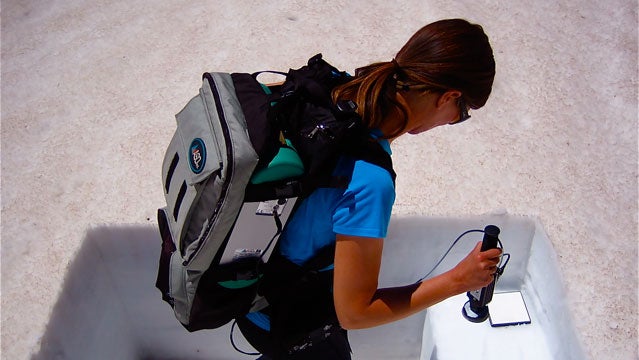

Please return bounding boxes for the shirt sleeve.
[332,159,395,238]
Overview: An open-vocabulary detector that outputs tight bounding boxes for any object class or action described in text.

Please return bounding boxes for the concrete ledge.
[33,215,584,359]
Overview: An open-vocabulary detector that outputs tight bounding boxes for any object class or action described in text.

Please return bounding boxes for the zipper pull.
[306,124,336,140]
[306,126,320,139]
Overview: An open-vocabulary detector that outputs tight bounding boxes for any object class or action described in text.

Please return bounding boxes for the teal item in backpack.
[250,139,304,185]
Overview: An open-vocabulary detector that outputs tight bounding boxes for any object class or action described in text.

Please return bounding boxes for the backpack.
[155,54,395,332]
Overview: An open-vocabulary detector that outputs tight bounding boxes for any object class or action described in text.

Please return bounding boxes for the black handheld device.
[462,225,501,323]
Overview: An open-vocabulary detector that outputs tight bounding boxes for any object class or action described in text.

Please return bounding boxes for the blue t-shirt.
[279,141,395,265]
[247,135,395,330]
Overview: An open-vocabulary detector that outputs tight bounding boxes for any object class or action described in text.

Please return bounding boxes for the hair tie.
[391,59,410,91]
[391,58,402,73]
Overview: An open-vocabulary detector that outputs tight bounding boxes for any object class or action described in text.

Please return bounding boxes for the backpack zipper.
[303,117,356,141]
[183,73,235,266]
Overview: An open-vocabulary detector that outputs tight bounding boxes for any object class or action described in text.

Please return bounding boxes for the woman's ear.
[436,90,462,108]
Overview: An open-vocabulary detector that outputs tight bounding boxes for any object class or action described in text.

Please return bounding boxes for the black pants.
[236,316,352,360]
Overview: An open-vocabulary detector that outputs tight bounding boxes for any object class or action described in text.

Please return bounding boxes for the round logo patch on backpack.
[189,138,207,174]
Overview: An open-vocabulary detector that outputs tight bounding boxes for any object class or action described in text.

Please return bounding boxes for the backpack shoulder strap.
[347,138,396,184]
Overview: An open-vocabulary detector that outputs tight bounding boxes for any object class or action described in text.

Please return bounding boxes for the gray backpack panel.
[159,72,259,326]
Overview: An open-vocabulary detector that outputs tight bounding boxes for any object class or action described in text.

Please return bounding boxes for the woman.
[237,18,501,359]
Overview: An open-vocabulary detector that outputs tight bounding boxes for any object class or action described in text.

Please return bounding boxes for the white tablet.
[489,291,532,327]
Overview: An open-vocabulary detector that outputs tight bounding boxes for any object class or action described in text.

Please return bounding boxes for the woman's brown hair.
[332,19,496,138]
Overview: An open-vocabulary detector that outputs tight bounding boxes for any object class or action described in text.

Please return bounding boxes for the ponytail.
[332,19,495,137]
[332,61,409,139]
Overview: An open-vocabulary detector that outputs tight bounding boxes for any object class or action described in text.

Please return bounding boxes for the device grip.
[480,225,500,251]
[463,225,503,323]
[469,225,501,305]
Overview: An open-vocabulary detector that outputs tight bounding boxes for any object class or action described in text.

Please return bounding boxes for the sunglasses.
[396,82,471,125]
[451,97,471,125]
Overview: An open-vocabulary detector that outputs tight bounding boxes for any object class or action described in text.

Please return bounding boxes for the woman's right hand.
[451,241,502,293]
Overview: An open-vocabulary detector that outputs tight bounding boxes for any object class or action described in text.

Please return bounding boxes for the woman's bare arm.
[333,234,501,330]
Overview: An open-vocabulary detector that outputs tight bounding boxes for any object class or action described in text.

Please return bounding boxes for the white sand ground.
[1,1,636,359]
